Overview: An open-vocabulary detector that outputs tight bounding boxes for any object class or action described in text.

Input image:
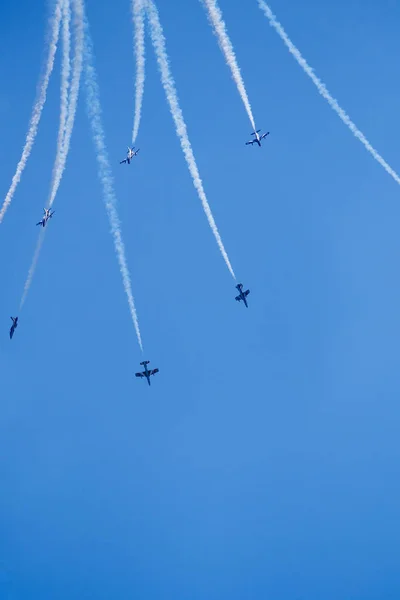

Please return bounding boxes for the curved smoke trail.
[132,0,146,143]
[0,0,63,224]
[258,0,400,186]
[83,15,143,352]
[201,0,256,131]
[145,0,235,279]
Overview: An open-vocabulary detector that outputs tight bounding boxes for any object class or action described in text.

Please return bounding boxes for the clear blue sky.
[1,0,400,597]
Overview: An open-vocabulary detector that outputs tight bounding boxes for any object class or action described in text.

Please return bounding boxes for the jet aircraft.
[235,283,250,308]
[36,208,55,227]
[9,316,18,339]
[245,129,269,147]
[135,360,159,386]
[120,146,139,164]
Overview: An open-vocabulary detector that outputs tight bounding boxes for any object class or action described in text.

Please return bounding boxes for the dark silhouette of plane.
[9,316,18,339]
[135,360,159,386]
[235,283,250,307]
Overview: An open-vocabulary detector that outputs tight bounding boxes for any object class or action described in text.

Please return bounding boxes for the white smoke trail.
[201,0,256,131]
[258,0,400,186]
[20,0,85,309]
[47,0,71,209]
[83,17,143,352]
[20,230,46,309]
[49,0,84,208]
[132,0,146,143]
[0,0,63,224]
[61,0,71,128]
[145,0,235,279]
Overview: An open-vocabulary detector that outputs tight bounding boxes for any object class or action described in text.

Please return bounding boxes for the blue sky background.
[1,0,400,597]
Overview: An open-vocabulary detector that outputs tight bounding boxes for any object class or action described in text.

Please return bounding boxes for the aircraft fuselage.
[141,361,152,385]
[239,289,248,307]
[10,317,18,339]
[236,284,249,307]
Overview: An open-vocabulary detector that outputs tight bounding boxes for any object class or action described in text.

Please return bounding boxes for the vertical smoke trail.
[258,0,400,186]
[48,0,84,207]
[83,15,143,352]
[145,0,236,279]
[20,229,46,309]
[47,0,71,208]
[0,0,63,224]
[132,0,146,143]
[201,0,256,131]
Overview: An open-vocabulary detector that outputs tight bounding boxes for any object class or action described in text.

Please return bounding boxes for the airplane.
[235,283,250,308]
[245,129,270,147]
[135,360,159,386]
[36,208,55,227]
[120,146,140,164]
[9,316,18,340]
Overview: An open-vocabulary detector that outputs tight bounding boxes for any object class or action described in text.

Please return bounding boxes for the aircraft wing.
[244,290,250,297]
[135,372,145,378]
[120,159,127,164]
[245,140,255,145]
[36,221,43,226]
[150,368,159,376]
[235,295,242,302]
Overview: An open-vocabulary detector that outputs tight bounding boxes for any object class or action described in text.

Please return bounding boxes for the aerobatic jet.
[135,360,159,386]
[36,208,55,227]
[235,283,250,308]
[245,129,269,147]
[120,146,139,164]
[9,316,18,340]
